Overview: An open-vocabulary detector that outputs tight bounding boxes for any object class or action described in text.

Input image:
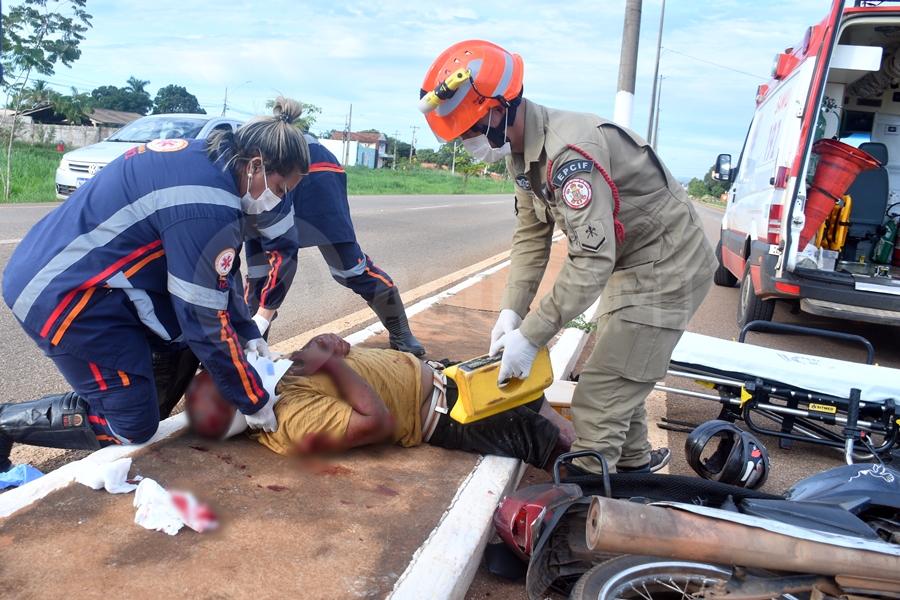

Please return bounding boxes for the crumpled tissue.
[0,464,44,490]
[75,457,142,494]
[133,478,218,536]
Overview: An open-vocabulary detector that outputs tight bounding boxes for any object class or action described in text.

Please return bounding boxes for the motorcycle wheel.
[569,555,796,600]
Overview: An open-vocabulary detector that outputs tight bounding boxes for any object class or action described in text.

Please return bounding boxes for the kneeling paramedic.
[419,41,716,474]
[243,134,425,356]
[0,98,311,471]
[186,334,573,470]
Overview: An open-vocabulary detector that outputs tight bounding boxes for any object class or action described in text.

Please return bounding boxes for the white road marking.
[408,204,453,211]
[0,239,22,245]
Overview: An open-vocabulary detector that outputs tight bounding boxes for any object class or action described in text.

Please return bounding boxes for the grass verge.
[0,143,515,203]
[0,143,61,203]
[345,165,514,195]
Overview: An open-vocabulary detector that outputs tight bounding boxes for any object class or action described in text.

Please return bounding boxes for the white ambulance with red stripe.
[714,0,900,327]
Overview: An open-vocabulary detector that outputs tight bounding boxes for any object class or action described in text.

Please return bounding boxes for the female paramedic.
[0,97,310,472]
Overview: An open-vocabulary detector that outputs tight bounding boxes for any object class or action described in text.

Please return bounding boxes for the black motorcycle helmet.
[685,420,769,490]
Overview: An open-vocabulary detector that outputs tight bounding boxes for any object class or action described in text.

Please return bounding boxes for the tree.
[51,86,91,124]
[125,75,149,95]
[1,0,92,200]
[687,177,707,198]
[152,84,206,114]
[319,128,337,140]
[90,83,152,115]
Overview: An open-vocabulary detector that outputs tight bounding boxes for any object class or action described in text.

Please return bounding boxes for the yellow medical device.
[445,347,554,424]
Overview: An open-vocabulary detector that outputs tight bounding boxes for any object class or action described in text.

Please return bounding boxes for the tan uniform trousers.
[571,277,712,473]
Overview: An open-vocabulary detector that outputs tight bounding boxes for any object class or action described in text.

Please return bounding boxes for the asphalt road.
[0,194,517,404]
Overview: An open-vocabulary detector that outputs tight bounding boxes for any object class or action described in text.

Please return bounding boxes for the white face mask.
[461,107,511,163]
[241,162,282,215]
[462,135,511,163]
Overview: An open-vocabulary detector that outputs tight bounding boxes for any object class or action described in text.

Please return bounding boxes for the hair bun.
[272,96,303,125]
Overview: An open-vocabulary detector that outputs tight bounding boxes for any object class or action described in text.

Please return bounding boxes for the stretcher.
[657,321,900,463]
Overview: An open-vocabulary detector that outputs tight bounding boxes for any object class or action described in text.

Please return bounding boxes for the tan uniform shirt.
[503,99,717,347]
[252,348,424,456]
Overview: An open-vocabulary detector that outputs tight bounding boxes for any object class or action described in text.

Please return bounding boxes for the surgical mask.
[462,135,511,163]
[461,108,511,163]
[241,162,282,215]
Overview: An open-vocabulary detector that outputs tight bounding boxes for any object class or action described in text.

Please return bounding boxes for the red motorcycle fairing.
[493,483,582,561]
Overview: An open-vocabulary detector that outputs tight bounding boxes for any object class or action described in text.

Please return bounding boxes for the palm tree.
[27,79,53,109]
[126,76,149,95]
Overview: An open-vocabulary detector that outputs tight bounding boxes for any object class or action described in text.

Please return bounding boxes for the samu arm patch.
[551,159,593,188]
[574,220,606,252]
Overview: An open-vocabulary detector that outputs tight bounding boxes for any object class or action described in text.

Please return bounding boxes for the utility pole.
[647,0,665,141]
[451,140,457,174]
[652,76,664,152]
[409,126,418,169]
[613,0,642,128]
[343,104,353,166]
[392,130,400,169]
[222,81,250,117]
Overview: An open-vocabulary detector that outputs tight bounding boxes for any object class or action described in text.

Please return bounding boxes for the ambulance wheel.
[738,264,775,327]
[714,240,738,287]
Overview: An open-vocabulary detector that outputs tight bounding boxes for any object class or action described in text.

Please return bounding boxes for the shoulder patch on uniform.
[147,138,188,153]
[215,248,236,276]
[551,159,593,188]
[562,178,592,210]
[515,174,531,190]
[574,220,606,252]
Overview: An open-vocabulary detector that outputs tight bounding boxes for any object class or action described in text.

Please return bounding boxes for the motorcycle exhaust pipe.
[585,496,900,582]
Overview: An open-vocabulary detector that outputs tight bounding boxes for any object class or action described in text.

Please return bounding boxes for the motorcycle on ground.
[489,452,900,600]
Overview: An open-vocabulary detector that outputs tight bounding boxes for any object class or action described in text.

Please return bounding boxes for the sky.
[5,0,851,179]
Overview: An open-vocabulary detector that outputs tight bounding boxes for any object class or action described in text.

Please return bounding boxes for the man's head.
[185,370,245,439]
[419,40,524,156]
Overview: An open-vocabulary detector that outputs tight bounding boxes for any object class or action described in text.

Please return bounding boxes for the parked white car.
[55,114,244,200]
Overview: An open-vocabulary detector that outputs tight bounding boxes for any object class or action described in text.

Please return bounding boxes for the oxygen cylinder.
[873,218,898,263]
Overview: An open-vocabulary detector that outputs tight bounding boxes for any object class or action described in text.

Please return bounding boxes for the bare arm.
[319,356,395,449]
[287,335,395,453]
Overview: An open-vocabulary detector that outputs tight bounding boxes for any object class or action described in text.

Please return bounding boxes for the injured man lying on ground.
[186,334,575,470]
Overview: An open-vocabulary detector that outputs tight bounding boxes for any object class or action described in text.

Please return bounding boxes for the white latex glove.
[496,329,540,384]
[244,397,278,432]
[489,309,523,356]
[252,313,270,336]
[245,337,271,359]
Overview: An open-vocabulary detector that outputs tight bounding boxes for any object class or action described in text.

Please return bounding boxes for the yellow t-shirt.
[252,348,423,456]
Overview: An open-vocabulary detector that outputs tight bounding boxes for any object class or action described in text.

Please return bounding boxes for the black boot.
[152,348,200,420]
[0,392,100,472]
[367,287,426,356]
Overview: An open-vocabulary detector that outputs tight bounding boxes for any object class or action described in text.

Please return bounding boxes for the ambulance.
[714,0,900,327]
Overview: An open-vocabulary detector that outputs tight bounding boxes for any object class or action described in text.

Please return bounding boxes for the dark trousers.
[427,383,559,469]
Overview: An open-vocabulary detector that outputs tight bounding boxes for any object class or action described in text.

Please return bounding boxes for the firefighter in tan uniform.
[419,41,716,473]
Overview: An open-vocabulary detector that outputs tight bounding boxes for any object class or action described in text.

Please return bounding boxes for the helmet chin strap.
[485,89,522,148]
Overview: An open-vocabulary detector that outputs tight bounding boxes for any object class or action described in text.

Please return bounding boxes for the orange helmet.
[420,40,524,142]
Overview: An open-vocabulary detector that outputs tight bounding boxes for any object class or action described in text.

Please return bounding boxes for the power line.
[661,47,768,80]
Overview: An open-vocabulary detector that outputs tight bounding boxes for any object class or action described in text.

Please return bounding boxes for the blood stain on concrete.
[189,446,209,452]
[151,449,173,463]
[267,485,288,492]
[316,465,352,476]
[216,454,233,465]
[340,500,354,505]
[374,485,398,497]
